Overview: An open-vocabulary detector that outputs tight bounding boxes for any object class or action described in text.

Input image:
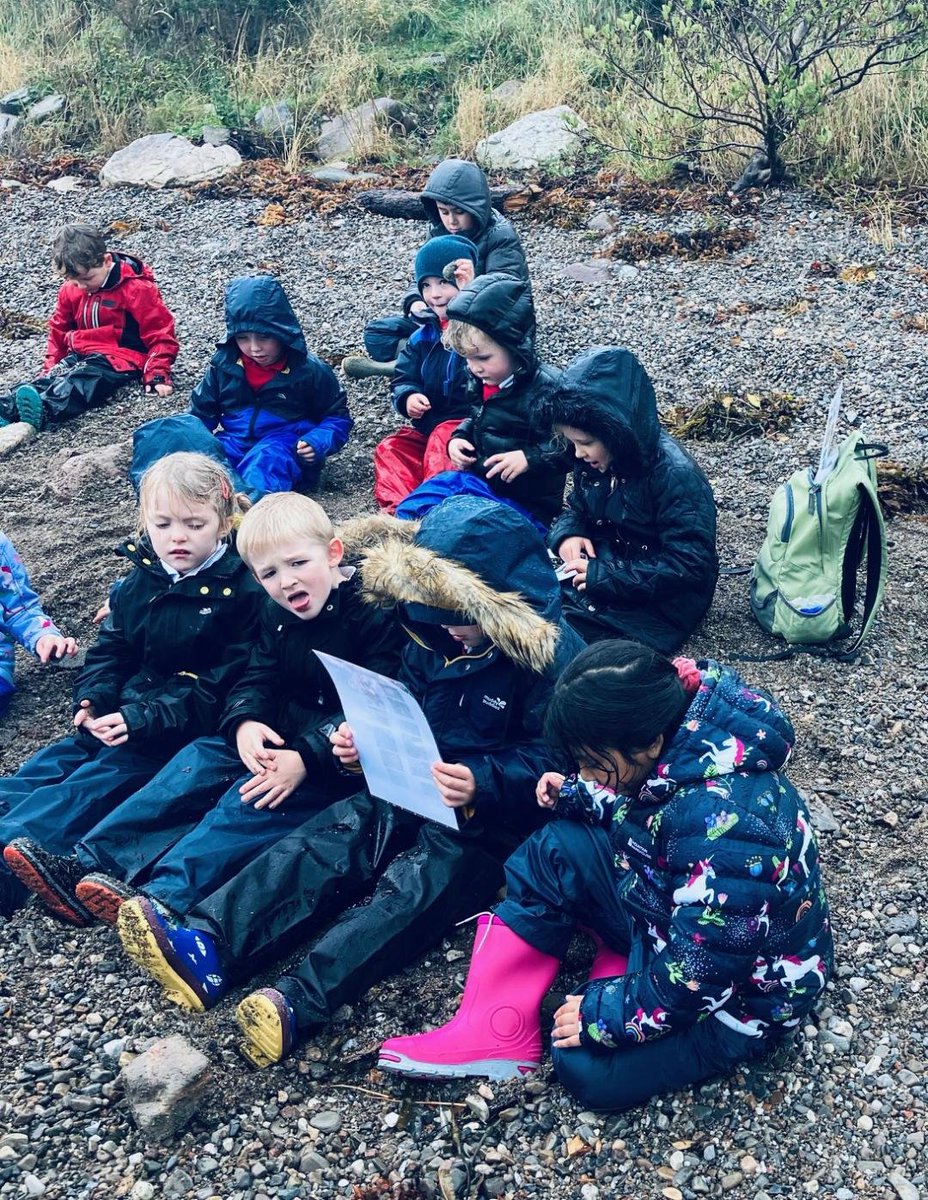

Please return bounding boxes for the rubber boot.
[341,355,397,380]
[377,914,560,1081]
[586,930,629,981]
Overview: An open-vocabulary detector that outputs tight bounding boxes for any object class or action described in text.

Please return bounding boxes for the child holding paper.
[113,495,585,1068]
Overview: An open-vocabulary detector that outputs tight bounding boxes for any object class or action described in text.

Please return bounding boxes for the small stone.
[740,1154,759,1173]
[46,175,82,193]
[120,1035,211,1142]
[888,1172,919,1200]
[857,1114,874,1130]
[130,1184,156,1200]
[309,1110,342,1133]
[465,1094,490,1122]
[721,1172,744,1190]
[661,1189,684,1200]
[22,1176,46,1197]
[0,422,37,456]
[876,810,899,828]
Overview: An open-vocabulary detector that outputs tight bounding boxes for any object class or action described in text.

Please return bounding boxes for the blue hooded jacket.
[188,276,352,460]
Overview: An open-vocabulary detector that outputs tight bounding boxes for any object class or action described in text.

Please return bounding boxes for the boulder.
[0,113,21,143]
[476,105,588,170]
[254,101,294,138]
[490,80,522,103]
[201,125,231,147]
[46,176,83,194]
[0,423,37,457]
[0,87,34,115]
[50,441,132,499]
[315,97,414,163]
[100,133,242,189]
[120,1035,211,1141]
[26,94,66,122]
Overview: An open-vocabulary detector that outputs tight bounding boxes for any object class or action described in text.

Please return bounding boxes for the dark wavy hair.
[545,639,689,774]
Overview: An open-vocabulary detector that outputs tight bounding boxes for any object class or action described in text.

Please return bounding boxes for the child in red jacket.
[0,224,178,431]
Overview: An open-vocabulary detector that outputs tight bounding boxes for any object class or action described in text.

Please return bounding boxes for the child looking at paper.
[112,495,585,1068]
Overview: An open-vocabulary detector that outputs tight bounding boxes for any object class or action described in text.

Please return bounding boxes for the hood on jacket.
[543,346,661,479]
[102,252,152,288]
[445,273,536,375]
[219,275,308,361]
[644,660,794,799]
[421,159,492,236]
[340,496,562,673]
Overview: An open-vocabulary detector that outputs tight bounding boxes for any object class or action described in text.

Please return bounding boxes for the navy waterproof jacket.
[546,347,718,652]
[188,276,352,460]
[391,314,471,436]
[558,661,834,1050]
[75,539,263,750]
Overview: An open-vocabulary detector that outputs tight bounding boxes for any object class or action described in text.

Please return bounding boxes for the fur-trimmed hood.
[339,497,565,674]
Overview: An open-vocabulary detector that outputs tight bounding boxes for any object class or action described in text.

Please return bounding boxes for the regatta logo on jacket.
[481,694,507,711]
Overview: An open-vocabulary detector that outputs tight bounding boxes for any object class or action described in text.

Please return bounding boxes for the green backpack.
[750,432,887,656]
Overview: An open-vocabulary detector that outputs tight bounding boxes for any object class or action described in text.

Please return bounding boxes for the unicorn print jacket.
[560,660,833,1050]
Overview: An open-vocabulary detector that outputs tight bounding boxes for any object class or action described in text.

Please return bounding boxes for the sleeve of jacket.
[297,361,354,460]
[187,363,224,431]
[523,434,574,477]
[547,481,593,552]
[44,286,76,371]
[483,221,529,282]
[215,612,282,743]
[0,539,63,653]
[451,406,478,445]
[401,281,422,318]
[127,281,179,384]
[577,788,786,1049]
[72,591,140,718]
[583,469,718,605]
[391,333,428,415]
[119,590,262,744]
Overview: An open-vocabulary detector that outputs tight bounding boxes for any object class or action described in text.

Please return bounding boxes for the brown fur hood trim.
[338,513,559,674]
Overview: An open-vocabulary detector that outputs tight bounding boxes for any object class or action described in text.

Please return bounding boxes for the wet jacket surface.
[447,274,569,525]
[391,315,471,437]
[74,539,262,749]
[354,498,586,836]
[558,661,833,1049]
[189,276,352,459]
[217,569,403,777]
[547,347,718,651]
[401,159,530,315]
[44,253,178,385]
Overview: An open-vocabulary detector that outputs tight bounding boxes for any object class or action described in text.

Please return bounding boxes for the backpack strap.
[832,482,885,661]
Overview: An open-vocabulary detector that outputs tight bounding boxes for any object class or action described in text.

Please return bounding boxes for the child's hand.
[448,438,477,468]
[452,259,475,288]
[551,995,584,1049]
[240,749,307,810]
[296,440,316,463]
[35,634,77,663]
[73,699,97,729]
[536,771,566,808]
[562,556,590,591]
[145,382,174,397]
[432,761,476,807]
[330,721,360,767]
[409,300,430,320]
[484,450,528,483]
[235,719,285,775]
[557,537,596,564]
[82,710,129,746]
[92,600,111,625]
[406,393,432,419]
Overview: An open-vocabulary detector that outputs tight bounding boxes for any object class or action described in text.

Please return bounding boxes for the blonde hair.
[442,320,499,357]
[137,453,246,538]
[235,492,335,569]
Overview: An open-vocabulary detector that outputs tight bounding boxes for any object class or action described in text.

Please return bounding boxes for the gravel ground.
[0,173,926,1200]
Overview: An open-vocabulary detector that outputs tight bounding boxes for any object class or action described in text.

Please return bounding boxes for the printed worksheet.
[315,652,458,829]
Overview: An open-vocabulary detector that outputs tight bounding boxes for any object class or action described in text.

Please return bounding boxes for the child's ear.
[102,252,114,267]
[327,537,345,567]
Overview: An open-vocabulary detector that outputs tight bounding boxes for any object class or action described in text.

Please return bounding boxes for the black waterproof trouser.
[0,353,136,427]
[187,792,511,1033]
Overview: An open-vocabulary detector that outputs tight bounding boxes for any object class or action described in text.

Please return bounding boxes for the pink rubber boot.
[377,914,560,1081]
[587,930,629,981]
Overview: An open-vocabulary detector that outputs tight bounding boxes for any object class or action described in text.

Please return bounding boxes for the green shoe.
[341,355,397,380]
[14,385,45,430]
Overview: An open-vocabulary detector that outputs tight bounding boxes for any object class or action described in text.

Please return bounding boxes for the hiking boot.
[236,988,297,1068]
[14,385,45,430]
[341,355,397,380]
[3,839,94,926]
[117,897,227,1012]
[76,872,138,926]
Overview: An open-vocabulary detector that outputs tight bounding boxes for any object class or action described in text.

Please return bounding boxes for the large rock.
[100,133,241,189]
[476,105,588,170]
[120,1035,211,1141]
[26,94,66,122]
[0,113,20,143]
[0,422,37,457]
[0,87,34,115]
[254,101,294,138]
[315,97,413,162]
[50,441,132,499]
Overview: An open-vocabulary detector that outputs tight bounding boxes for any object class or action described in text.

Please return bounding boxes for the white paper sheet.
[314,651,458,829]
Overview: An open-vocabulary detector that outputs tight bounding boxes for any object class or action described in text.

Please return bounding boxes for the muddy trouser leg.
[33,354,137,425]
[186,792,422,975]
[274,823,506,1035]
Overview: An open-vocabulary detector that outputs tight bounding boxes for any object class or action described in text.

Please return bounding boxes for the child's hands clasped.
[240,748,307,810]
[406,393,432,419]
[536,771,566,808]
[551,995,584,1048]
[484,450,528,483]
[235,719,285,775]
[432,761,476,807]
[448,438,477,468]
[35,634,77,663]
[73,700,129,746]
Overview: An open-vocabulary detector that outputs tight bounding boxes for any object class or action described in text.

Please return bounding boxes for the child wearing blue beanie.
[373,236,478,513]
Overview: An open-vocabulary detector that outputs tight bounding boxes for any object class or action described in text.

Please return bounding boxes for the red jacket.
[44,253,178,385]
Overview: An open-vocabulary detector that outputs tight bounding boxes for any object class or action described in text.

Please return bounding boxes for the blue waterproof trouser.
[76,735,333,917]
[496,821,778,1111]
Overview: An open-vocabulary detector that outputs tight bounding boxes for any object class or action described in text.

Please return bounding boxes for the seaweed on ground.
[663,391,803,439]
